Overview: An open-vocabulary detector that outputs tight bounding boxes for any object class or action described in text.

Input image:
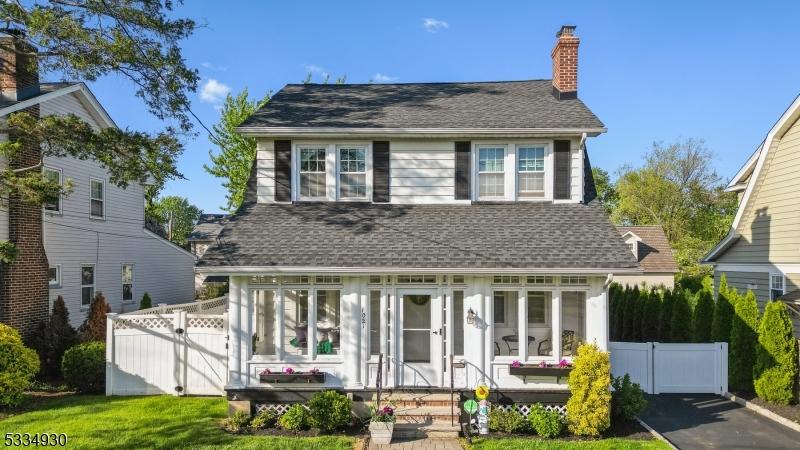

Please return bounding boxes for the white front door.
[398,289,443,387]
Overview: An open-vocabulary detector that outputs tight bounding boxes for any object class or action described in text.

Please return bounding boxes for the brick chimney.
[551,25,579,100]
[0,29,48,342]
[0,30,40,102]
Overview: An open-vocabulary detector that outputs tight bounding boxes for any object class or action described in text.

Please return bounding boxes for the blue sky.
[82,1,800,213]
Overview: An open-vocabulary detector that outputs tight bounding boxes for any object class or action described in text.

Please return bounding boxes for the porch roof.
[196,202,639,272]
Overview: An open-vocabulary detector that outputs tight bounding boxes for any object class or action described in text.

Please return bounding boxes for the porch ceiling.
[197,202,639,272]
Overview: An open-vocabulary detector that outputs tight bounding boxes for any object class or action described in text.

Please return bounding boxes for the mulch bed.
[470,418,653,441]
[231,423,366,438]
[730,390,800,424]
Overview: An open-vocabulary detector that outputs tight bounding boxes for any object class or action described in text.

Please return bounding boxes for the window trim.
[81,264,96,308]
[474,145,507,200]
[89,177,106,219]
[122,263,134,303]
[770,273,785,300]
[297,146,329,201]
[43,166,63,214]
[336,144,371,201]
[472,141,554,202]
[49,264,62,288]
[516,145,547,199]
[291,142,373,202]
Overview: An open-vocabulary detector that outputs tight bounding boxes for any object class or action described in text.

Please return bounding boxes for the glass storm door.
[398,289,442,386]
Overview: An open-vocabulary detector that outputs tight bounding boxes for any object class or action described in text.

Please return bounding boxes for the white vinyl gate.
[610,342,728,394]
[106,311,228,396]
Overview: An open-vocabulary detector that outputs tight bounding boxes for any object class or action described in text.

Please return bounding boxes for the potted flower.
[369,405,396,444]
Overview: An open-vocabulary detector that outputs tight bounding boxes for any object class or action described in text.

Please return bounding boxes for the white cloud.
[304,64,326,74]
[201,62,228,71]
[372,73,398,83]
[422,18,449,33]
[199,79,231,104]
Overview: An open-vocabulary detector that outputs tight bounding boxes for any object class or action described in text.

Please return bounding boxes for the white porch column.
[342,277,363,388]
[239,277,250,384]
[552,289,562,362]
[228,276,243,387]
[517,288,527,361]
[482,278,491,384]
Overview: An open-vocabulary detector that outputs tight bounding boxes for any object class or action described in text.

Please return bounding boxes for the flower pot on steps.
[369,421,394,445]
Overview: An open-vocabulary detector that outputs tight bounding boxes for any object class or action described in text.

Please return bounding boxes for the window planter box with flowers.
[509,360,572,383]
[258,367,325,384]
[368,405,395,445]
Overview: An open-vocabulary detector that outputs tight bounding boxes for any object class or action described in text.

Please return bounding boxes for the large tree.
[204,89,269,212]
[611,139,737,274]
[591,167,618,215]
[148,195,201,246]
[0,0,199,261]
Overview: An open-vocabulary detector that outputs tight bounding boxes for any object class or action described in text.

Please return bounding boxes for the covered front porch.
[223,271,610,394]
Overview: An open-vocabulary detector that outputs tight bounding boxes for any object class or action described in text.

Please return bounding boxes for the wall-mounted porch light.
[466,308,476,325]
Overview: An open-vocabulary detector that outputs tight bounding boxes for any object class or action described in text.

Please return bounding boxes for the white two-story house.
[0,34,195,330]
[196,26,639,416]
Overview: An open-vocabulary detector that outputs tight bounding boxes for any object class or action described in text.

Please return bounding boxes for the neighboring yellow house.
[615,225,678,289]
[704,95,800,323]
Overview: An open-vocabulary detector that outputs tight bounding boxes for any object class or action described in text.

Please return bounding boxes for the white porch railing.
[125,295,228,316]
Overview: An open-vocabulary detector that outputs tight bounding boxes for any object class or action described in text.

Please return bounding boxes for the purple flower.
[259,368,272,375]
[538,360,547,368]
[558,359,570,368]
[284,367,294,374]
[381,406,394,416]
[511,360,522,368]
[309,368,319,374]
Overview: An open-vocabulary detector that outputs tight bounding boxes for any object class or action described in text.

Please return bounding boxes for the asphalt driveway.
[639,394,800,449]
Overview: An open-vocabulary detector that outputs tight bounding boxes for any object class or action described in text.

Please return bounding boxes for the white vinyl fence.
[106,308,228,396]
[610,342,728,394]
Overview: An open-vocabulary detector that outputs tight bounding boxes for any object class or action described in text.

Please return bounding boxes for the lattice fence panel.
[187,316,224,329]
[113,317,171,330]
[254,403,309,417]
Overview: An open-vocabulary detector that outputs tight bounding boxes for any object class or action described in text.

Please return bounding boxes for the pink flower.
[259,368,271,375]
[381,406,394,416]
[309,368,320,374]
[558,359,570,368]
[538,360,547,368]
[284,367,294,374]
[511,360,522,368]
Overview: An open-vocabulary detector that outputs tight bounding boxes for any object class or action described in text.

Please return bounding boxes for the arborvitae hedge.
[711,275,735,343]
[753,301,798,404]
[622,286,638,342]
[641,289,661,342]
[631,286,645,342]
[608,284,620,341]
[658,289,674,342]
[730,290,760,392]
[692,288,714,343]
[670,288,693,342]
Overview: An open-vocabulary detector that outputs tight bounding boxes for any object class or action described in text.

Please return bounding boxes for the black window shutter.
[372,141,390,202]
[455,141,471,200]
[274,140,292,202]
[554,140,571,200]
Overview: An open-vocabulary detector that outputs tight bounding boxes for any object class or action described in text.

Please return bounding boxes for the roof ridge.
[284,79,553,87]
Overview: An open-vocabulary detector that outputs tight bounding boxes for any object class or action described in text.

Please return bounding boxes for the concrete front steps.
[371,392,460,438]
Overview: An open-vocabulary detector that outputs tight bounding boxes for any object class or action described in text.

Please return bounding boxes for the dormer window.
[517,146,545,198]
[477,146,505,199]
[293,143,372,202]
[473,142,553,201]
[299,147,327,199]
[338,147,367,199]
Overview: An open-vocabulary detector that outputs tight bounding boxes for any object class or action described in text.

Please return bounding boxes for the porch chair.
[537,330,576,356]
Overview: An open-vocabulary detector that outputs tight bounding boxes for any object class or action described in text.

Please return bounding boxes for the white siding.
[570,138,584,202]
[256,140,275,203]
[390,141,455,203]
[39,92,195,325]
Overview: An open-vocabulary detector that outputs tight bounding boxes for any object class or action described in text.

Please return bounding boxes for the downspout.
[579,132,587,150]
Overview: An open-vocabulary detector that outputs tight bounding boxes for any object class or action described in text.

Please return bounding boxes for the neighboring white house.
[195,26,640,410]
[188,213,229,290]
[1,79,195,325]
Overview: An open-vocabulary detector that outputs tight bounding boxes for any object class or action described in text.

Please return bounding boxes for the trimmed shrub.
[30,296,78,379]
[611,285,627,342]
[730,290,760,391]
[488,407,527,433]
[222,410,250,433]
[0,324,40,407]
[692,288,714,343]
[640,289,661,342]
[609,284,621,341]
[657,289,674,342]
[631,287,646,342]
[249,409,277,430]
[78,292,110,342]
[279,404,309,431]
[611,374,648,420]
[62,341,105,393]
[307,390,352,432]
[621,286,639,341]
[566,343,611,436]
[528,404,564,438]
[139,292,152,310]
[754,301,798,405]
[670,288,693,342]
[711,275,735,343]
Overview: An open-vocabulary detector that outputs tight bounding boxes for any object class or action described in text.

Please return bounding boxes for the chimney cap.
[556,25,576,38]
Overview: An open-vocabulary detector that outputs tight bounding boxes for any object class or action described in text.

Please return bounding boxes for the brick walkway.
[368,437,462,450]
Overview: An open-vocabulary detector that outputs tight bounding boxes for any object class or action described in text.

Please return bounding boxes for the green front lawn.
[0,395,355,450]
[464,437,671,450]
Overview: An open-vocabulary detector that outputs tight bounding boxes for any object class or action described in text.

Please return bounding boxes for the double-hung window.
[81,265,95,306]
[770,274,785,300]
[478,147,505,199]
[517,146,545,198]
[90,178,105,219]
[299,147,327,199]
[49,265,61,288]
[43,167,62,213]
[122,264,134,302]
[338,147,367,199]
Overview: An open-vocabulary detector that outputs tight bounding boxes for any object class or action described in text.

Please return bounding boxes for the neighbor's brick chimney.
[0,30,40,102]
[551,25,579,100]
[0,30,48,342]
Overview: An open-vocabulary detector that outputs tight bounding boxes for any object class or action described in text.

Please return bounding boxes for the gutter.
[194,265,643,275]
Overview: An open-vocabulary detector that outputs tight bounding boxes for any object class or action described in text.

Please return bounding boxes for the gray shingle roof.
[238,80,605,130]
[197,202,638,270]
[616,226,679,273]
[188,214,230,241]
